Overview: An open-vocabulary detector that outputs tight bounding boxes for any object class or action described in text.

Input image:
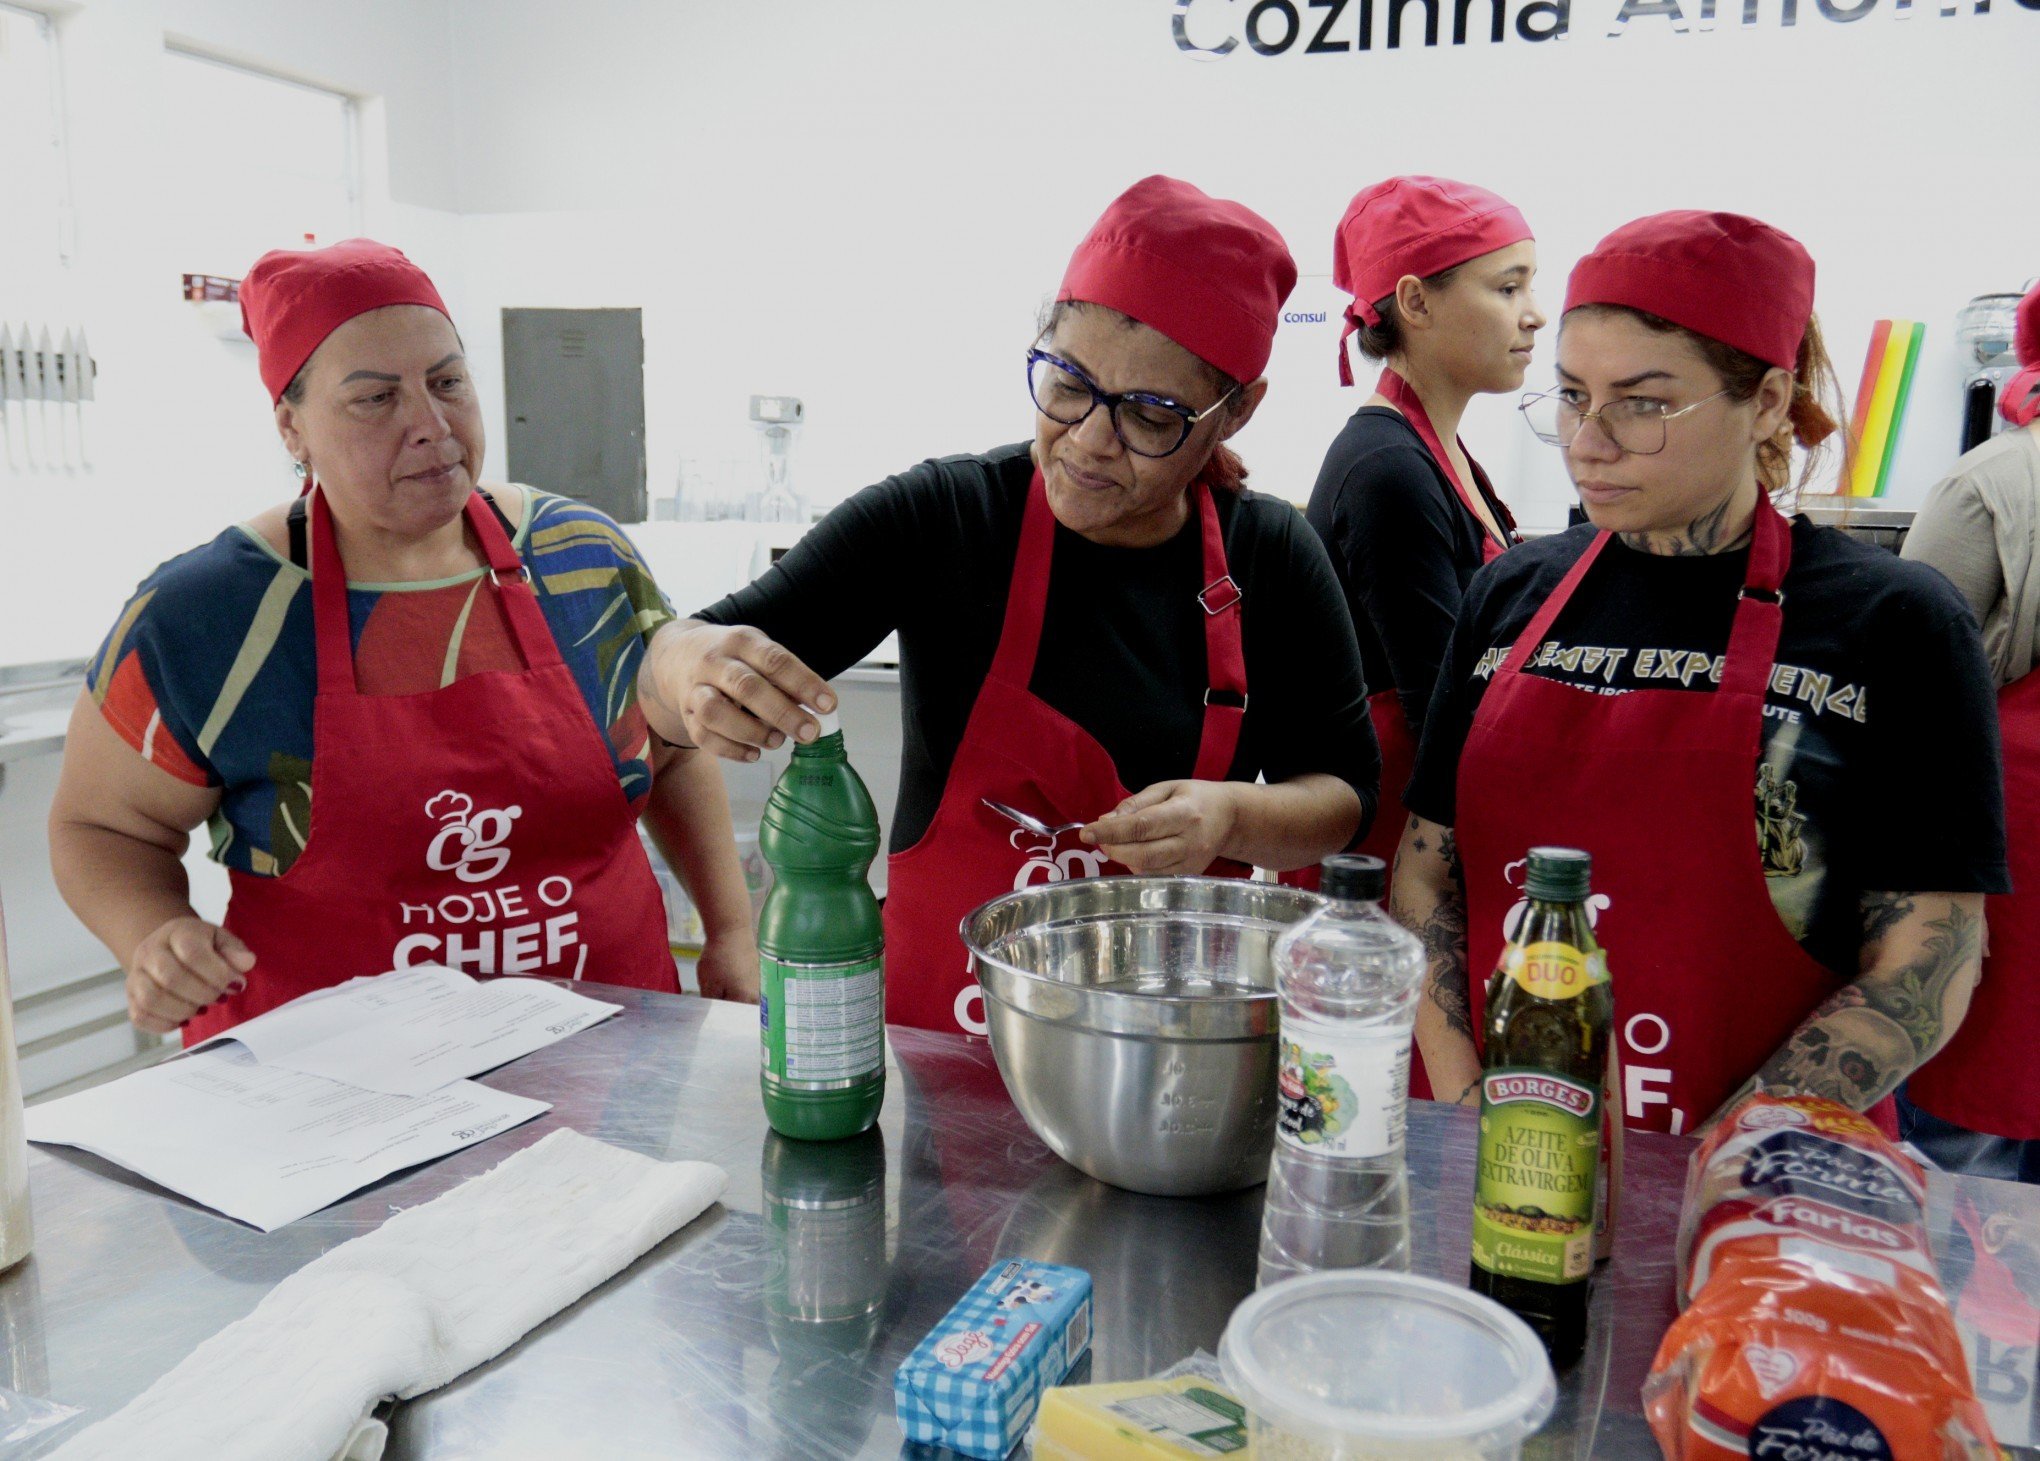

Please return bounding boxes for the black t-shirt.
[1303,407,1514,736]
[696,443,1380,853]
[1406,517,2010,977]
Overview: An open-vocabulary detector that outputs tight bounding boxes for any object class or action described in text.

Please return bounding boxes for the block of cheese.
[894,1258,1092,1460]
[1034,1374,1251,1458]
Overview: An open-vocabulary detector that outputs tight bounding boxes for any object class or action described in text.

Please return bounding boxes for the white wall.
[5,0,2035,665]
[443,0,2039,568]
[0,0,461,667]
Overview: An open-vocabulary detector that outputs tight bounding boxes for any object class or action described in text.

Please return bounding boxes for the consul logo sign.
[1170,0,2027,53]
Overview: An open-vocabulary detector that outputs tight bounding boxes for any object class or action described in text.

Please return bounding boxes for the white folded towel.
[50,1128,727,1461]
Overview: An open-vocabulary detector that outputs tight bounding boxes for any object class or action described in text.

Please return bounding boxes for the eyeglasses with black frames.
[1026,348,1236,459]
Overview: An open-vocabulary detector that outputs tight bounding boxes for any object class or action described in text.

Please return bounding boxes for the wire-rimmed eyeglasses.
[1519,388,1732,455]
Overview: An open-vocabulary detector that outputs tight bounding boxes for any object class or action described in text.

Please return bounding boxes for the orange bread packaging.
[1644,1093,2002,1460]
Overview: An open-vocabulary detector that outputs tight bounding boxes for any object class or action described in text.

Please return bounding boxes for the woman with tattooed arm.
[1390,212,2007,1137]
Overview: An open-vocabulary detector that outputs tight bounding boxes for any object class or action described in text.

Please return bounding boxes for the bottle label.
[761,955,884,1084]
[1473,1067,1599,1285]
[1275,1012,1410,1159]
[1502,941,1608,1001]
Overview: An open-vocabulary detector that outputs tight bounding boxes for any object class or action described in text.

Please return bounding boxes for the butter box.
[1034,1374,1251,1457]
[894,1258,1093,1459]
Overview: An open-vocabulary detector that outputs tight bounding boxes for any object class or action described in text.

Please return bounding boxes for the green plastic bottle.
[758,713,886,1140]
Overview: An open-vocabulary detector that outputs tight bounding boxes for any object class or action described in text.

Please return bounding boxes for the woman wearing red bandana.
[51,240,757,1040]
[646,177,1378,1037]
[1307,178,1541,874]
[1897,277,2040,1180]
[1390,211,2007,1138]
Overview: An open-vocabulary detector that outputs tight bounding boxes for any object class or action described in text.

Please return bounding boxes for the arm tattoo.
[1858,891,1916,949]
[1865,900,1980,1052]
[1617,495,1754,558]
[1390,824,1474,1042]
[1418,864,1473,1041]
[1740,899,1981,1112]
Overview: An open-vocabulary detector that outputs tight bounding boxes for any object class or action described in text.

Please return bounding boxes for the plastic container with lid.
[1218,1271,1556,1460]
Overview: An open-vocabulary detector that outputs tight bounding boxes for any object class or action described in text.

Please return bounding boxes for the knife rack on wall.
[0,324,96,473]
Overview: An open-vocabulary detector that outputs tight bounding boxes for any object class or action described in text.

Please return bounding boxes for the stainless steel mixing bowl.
[961,876,1325,1197]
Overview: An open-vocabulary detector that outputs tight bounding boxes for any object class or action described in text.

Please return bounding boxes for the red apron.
[1301,370,1520,1098]
[1357,367,1515,867]
[1456,501,1892,1136]
[1906,668,2040,1139]
[883,468,1250,1036]
[185,486,674,1042]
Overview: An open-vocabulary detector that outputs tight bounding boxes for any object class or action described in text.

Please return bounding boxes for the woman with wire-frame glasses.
[639,176,1378,1039]
[1389,210,2006,1146]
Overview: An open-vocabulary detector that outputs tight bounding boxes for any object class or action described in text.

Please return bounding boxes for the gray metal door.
[502,308,647,523]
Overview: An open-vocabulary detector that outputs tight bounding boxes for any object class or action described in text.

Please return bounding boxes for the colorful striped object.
[1847,320,1926,497]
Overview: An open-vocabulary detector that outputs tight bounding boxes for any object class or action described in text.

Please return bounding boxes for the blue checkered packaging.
[894,1259,1094,1460]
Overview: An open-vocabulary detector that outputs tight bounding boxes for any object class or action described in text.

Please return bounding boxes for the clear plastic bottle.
[1256,854,1424,1286]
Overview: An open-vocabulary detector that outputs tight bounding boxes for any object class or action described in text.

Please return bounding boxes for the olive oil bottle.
[1469,847,1612,1368]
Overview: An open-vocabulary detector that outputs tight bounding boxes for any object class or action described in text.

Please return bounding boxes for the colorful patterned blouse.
[87,488,674,877]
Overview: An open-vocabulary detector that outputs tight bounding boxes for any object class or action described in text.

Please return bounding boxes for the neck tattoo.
[1618,495,1754,558]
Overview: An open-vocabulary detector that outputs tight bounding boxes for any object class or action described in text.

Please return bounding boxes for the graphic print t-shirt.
[1405,517,2009,977]
[87,487,675,878]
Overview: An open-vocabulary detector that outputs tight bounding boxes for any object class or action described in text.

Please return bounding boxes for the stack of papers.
[27,967,620,1231]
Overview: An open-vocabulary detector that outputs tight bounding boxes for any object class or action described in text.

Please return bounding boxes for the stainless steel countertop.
[5,988,2038,1459]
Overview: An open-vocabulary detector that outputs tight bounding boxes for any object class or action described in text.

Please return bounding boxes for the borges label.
[1485,1071,1596,1119]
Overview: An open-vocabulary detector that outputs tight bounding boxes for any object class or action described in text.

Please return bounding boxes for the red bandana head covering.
[1058,175,1296,385]
[240,238,451,402]
[1332,175,1532,385]
[1564,210,1814,373]
[2000,280,2040,428]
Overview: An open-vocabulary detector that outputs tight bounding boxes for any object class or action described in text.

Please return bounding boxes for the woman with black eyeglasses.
[641,176,1376,1036]
[1388,210,2006,1138]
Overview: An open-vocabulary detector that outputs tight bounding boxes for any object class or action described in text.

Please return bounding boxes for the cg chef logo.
[425,791,522,884]
[1009,827,1108,890]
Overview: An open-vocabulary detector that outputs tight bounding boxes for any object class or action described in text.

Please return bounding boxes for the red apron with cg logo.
[1455,502,1893,1136]
[882,468,1250,1037]
[184,486,674,1043]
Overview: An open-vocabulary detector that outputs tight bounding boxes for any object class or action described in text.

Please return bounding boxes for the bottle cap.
[1524,846,1591,902]
[810,709,841,739]
[1319,853,1386,902]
